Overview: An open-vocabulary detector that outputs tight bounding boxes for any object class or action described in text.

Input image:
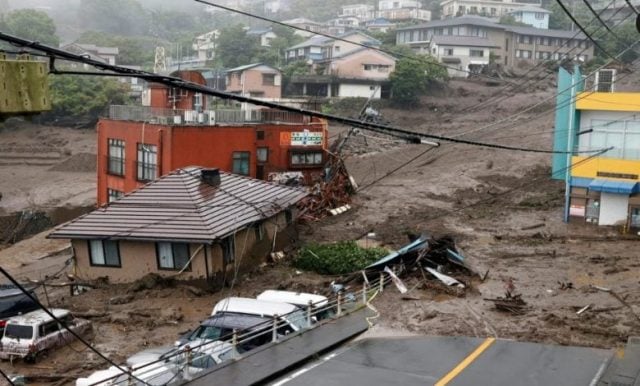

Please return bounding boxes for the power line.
[0,367,16,386]
[193,0,517,85]
[624,0,639,14]
[0,32,606,156]
[0,267,150,386]
[555,0,618,60]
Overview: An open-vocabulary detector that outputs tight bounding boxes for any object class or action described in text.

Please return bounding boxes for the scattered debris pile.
[298,157,355,221]
[485,292,528,315]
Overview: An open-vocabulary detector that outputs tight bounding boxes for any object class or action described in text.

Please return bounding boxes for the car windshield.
[4,324,33,340]
[192,325,223,341]
[284,310,308,331]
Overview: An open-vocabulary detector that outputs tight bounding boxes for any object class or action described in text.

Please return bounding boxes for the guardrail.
[107,105,310,125]
[85,270,396,386]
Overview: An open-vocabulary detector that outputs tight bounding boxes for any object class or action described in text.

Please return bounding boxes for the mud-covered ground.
[1,77,639,383]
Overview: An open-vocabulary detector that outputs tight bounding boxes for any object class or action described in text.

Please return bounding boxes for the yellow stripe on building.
[576,92,640,112]
[572,156,640,181]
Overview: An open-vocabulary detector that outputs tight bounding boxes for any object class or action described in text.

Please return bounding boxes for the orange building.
[97,71,328,206]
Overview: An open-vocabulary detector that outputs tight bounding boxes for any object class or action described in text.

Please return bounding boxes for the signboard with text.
[280,131,323,147]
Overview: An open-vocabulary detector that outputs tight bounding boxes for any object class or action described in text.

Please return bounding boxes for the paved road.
[268,336,614,386]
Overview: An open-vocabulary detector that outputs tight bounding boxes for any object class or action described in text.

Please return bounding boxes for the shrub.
[294,241,388,275]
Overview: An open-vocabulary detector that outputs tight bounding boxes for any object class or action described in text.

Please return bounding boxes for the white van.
[211,297,308,332]
[0,308,91,362]
[256,290,333,321]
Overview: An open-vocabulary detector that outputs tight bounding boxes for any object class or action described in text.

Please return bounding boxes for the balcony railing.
[108,105,311,125]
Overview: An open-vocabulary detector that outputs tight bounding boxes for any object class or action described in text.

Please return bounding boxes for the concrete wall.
[339,84,381,98]
[71,211,296,284]
[599,192,629,226]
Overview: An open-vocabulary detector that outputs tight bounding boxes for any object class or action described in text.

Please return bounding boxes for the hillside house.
[225,63,282,99]
[48,167,306,284]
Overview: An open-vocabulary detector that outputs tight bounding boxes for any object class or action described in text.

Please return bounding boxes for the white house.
[429,35,499,77]
[246,27,278,47]
[340,3,375,20]
[507,6,551,29]
[193,30,220,61]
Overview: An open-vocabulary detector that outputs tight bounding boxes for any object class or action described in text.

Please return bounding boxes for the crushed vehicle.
[256,290,333,321]
[0,308,91,362]
[211,297,309,333]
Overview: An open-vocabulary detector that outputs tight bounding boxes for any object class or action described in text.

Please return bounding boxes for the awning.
[571,177,592,188]
[588,179,640,194]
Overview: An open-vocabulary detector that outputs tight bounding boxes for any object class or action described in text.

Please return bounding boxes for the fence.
[84,270,396,386]
[108,105,309,125]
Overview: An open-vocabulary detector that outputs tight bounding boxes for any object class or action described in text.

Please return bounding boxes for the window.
[290,151,323,166]
[108,139,125,176]
[444,48,454,56]
[257,130,265,140]
[285,209,293,225]
[156,242,190,271]
[222,235,235,264]
[364,64,373,70]
[470,49,484,57]
[232,152,250,175]
[88,240,121,267]
[257,147,268,163]
[262,74,276,86]
[193,93,203,111]
[40,320,60,337]
[334,46,341,53]
[137,143,158,182]
[253,222,264,241]
[578,119,640,159]
[108,189,123,203]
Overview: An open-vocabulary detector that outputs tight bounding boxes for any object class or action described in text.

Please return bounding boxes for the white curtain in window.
[158,242,173,268]
[90,240,105,265]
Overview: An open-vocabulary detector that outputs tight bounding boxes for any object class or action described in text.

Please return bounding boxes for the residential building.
[246,27,278,47]
[48,167,306,284]
[60,43,119,65]
[340,3,375,20]
[193,30,220,62]
[326,16,363,35]
[281,18,325,37]
[225,63,282,99]
[285,31,380,64]
[552,67,640,230]
[429,35,499,77]
[507,6,550,29]
[395,16,593,67]
[97,70,328,205]
[287,49,396,98]
[440,0,542,19]
[377,0,431,21]
[286,35,330,63]
[366,18,395,33]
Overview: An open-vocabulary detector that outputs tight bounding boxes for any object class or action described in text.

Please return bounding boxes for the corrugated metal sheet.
[48,167,307,243]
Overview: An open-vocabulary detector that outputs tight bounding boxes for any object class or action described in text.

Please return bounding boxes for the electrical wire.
[555,0,618,60]
[192,0,518,85]
[0,267,151,386]
[0,367,16,386]
[624,0,639,14]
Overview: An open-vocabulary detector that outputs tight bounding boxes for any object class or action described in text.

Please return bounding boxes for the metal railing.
[83,269,397,386]
[108,105,310,125]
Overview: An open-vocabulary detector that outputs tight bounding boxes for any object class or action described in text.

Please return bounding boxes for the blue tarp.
[365,235,428,270]
[588,179,639,194]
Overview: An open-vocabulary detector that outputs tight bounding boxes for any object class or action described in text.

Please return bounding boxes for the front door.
[256,165,265,180]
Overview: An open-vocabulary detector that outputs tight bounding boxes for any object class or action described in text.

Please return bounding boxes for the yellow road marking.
[434,337,496,386]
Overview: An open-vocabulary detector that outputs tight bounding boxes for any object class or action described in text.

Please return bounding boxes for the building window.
[108,139,125,176]
[334,46,341,53]
[108,189,123,203]
[290,150,323,166]
[257,130,265,140]
[285,208,293,225]
[535,12,545,19]
[156,242,190,271]
[262,74,276,86]
[222,235,235,264]
[137,143,158,182]
[232,151,250,175]
[444,48,454,56]
[257,147,269,163]
[88,240,121,267]
[470,49,484,57]
[253,223,264,241]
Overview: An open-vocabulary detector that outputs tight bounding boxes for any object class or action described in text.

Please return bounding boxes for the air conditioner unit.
[594,69,616,92]
[157,116,169,125]
[197,113,205,124]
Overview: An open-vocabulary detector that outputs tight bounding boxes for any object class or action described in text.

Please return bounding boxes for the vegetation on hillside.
[295,241,388,275]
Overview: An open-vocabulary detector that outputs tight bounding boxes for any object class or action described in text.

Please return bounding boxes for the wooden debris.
[485,293,528,314]
[576,304,592,315]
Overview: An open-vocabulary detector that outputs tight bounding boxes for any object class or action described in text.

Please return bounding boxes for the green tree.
[76,31,157,66]
[498,15,528,26]
[595,21,639,64]
[547,2,591,30]
[1,9,59,46]
[215,24,259,68]
[43,75,131,125]
[389,55,448,107]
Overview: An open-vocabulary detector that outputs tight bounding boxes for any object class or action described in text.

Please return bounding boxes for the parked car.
[211,297,308,333]
[0,285,39,333]
[256,290,333,321]
[0,308,91,362]
[176,313,274,352]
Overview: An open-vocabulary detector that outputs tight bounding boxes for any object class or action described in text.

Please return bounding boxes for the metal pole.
[337,292,342,316]
[379,272,384,292]
[362,282,367,304]
[272,314,278,342]
[564,67,578,222]
[232,329,238,358]
[307,300,313,327]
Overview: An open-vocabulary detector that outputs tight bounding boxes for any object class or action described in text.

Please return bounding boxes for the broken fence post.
[379,272,384,293]
[307,300,313,327]
[272,314,278,342]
